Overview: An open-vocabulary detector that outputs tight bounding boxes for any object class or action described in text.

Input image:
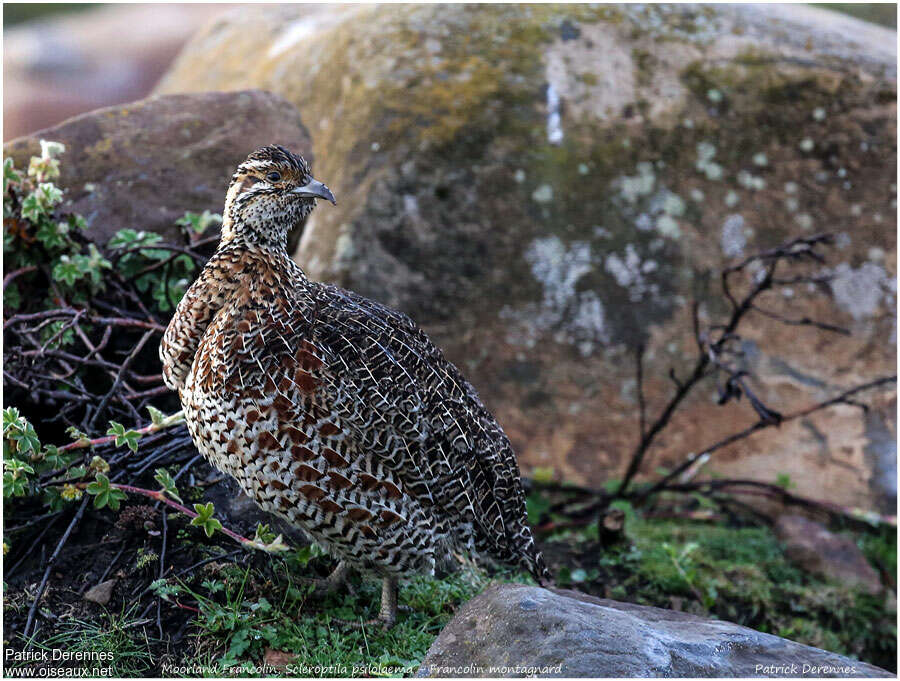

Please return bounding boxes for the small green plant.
[4,143,111,308]
[191,502,224,538]
[135,548,159,570]
[3,407,80,502]
[85,473,127,511]
[4,143,220,318]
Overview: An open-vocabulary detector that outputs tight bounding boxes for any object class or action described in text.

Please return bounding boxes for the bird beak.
[291,178,336,205]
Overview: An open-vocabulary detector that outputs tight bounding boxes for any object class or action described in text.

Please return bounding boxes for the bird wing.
[305,283,532,563]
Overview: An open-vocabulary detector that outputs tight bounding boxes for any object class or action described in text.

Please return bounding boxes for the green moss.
[604,516,896,669]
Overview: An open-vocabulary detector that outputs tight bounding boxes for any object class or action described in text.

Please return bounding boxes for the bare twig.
[616,234,841,498]
[23,497,90,642]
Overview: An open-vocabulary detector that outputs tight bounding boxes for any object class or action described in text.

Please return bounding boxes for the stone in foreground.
[417,584,892,678]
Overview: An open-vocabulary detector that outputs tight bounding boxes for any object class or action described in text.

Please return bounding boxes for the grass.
[5,496,894,676]
[163,552,522,677]
[12,604,158,676]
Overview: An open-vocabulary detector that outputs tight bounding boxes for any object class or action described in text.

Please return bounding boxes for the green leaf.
[146,406,166,426]
[108,228,163,250]
[4,281,22,311]
[775,473,794,490]
[201,579,224,594]
[3,407,24,433]
[3,157,22,192]
[293,542,326,567]
[106,421,141,453]
[35,219,70,251]
[253,523,276,545]
[20,193,43,223]
[3,460,35,498]
[154,468,182,503]
[149,578,182,602]
[52,255,82,286]
[3,410,41,457]
[65,426,90,446]
[35,182,63,207]
[42,445,72,469]
[85,472,126,511]
[191,502,223,537]
[67,213,87,232]
[4,471,28,498]
[89,455,110,474]
[65,465,87,481]
[176,210,222,236]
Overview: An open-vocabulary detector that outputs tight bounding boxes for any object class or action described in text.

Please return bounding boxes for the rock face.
[774,515,883,595]
[157,5,897,509]
[417,584,892,677]
[3,90,313,247]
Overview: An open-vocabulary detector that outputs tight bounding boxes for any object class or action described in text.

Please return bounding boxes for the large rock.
[157,5,897,509]
[4,90,313,247]
[417,583,892,677]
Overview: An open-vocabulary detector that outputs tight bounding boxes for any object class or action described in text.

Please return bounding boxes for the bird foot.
[297,576,346,597]
[298,561,353,597]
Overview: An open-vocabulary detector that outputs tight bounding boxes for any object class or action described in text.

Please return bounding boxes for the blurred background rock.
[3,3,228,139]
[4,3,896,513]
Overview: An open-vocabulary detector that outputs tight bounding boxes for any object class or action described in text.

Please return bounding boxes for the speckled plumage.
[161,146,549,622]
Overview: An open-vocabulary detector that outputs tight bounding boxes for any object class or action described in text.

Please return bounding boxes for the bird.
[160,144,550,628]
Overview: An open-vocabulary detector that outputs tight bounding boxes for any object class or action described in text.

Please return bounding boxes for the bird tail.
[519,526,553,587]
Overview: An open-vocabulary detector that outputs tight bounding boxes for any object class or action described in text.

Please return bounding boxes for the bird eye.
[266,171,282,183]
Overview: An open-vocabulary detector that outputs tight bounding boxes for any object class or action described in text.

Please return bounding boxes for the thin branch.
[635,344,647,441]
[3,265,38,289]
[23,497,90,642]
[635,375,896,502]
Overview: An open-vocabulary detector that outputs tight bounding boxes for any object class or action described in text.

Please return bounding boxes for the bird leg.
[332,577,399,630]
[299,560,353,597]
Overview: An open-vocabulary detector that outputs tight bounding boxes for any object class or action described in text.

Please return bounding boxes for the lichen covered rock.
[156,5,896,509]
[4,90,313,247]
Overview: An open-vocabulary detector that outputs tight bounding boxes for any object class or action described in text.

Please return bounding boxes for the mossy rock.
[156,5,896,509]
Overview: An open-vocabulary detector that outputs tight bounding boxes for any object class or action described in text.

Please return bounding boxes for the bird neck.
[220,213,290,253]
[213,229,308,283]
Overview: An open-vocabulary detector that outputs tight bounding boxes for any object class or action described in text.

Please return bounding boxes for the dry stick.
[635,344,647,441]
[3,265,37,289]
[23,496,90,642]
[635,374,897,503]
[157,510,168,639]
[88,330,155,430]
[750,305,851,336]
[666,479,896,526]
[4,309,165,333]
[5,513,64,579]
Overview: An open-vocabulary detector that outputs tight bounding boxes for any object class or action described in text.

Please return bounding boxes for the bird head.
[222,145,336,248]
